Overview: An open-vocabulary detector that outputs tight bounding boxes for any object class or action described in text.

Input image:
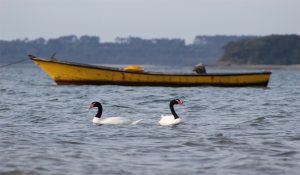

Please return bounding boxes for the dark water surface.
[0,64,300,175]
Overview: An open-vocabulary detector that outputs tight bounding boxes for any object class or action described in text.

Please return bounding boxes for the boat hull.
[30,56,271,87]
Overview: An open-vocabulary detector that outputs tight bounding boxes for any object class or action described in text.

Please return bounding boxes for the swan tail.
[131,119,143,125]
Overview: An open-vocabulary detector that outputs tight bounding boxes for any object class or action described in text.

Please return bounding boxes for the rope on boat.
[0,58,29,68]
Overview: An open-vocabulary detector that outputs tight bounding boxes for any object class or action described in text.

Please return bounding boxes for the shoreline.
[1,62,300,70]
[208,64,300,70]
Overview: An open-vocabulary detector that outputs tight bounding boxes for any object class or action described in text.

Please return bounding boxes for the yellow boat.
[29,55,271,87]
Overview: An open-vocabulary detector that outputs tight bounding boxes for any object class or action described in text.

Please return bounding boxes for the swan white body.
[93,117,142,125]
[158,114,182,126]
[89,101,142,125]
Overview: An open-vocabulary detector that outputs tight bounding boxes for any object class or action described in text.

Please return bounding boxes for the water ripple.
[1,65,300,175]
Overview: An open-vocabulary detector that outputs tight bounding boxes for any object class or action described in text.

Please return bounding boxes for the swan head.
[171,99,184,106]
[89,101,103,118]
[89,101,101,109]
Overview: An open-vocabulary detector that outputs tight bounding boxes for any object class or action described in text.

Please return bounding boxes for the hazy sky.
[0,0,299,43]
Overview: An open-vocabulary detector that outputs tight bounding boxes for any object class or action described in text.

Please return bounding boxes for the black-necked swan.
[158,99,184,126]
[89,101,142,125]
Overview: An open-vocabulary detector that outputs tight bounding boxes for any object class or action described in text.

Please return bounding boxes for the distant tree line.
[220,35,300,65]
[0,35,253,65]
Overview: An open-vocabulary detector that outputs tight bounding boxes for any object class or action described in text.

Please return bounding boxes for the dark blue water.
[1,64,300,175]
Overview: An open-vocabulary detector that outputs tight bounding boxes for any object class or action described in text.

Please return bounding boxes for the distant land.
[0,35,299,66]
[0,35,253,65]
[220,35,300,65]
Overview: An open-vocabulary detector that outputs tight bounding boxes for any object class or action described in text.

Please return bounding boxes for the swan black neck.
[169,101,179,119]
[94,103,103,118]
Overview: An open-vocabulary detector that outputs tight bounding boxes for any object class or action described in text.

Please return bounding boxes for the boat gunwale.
[30,56,272,77]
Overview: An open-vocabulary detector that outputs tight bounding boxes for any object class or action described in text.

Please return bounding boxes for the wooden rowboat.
[29,55,271,87]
